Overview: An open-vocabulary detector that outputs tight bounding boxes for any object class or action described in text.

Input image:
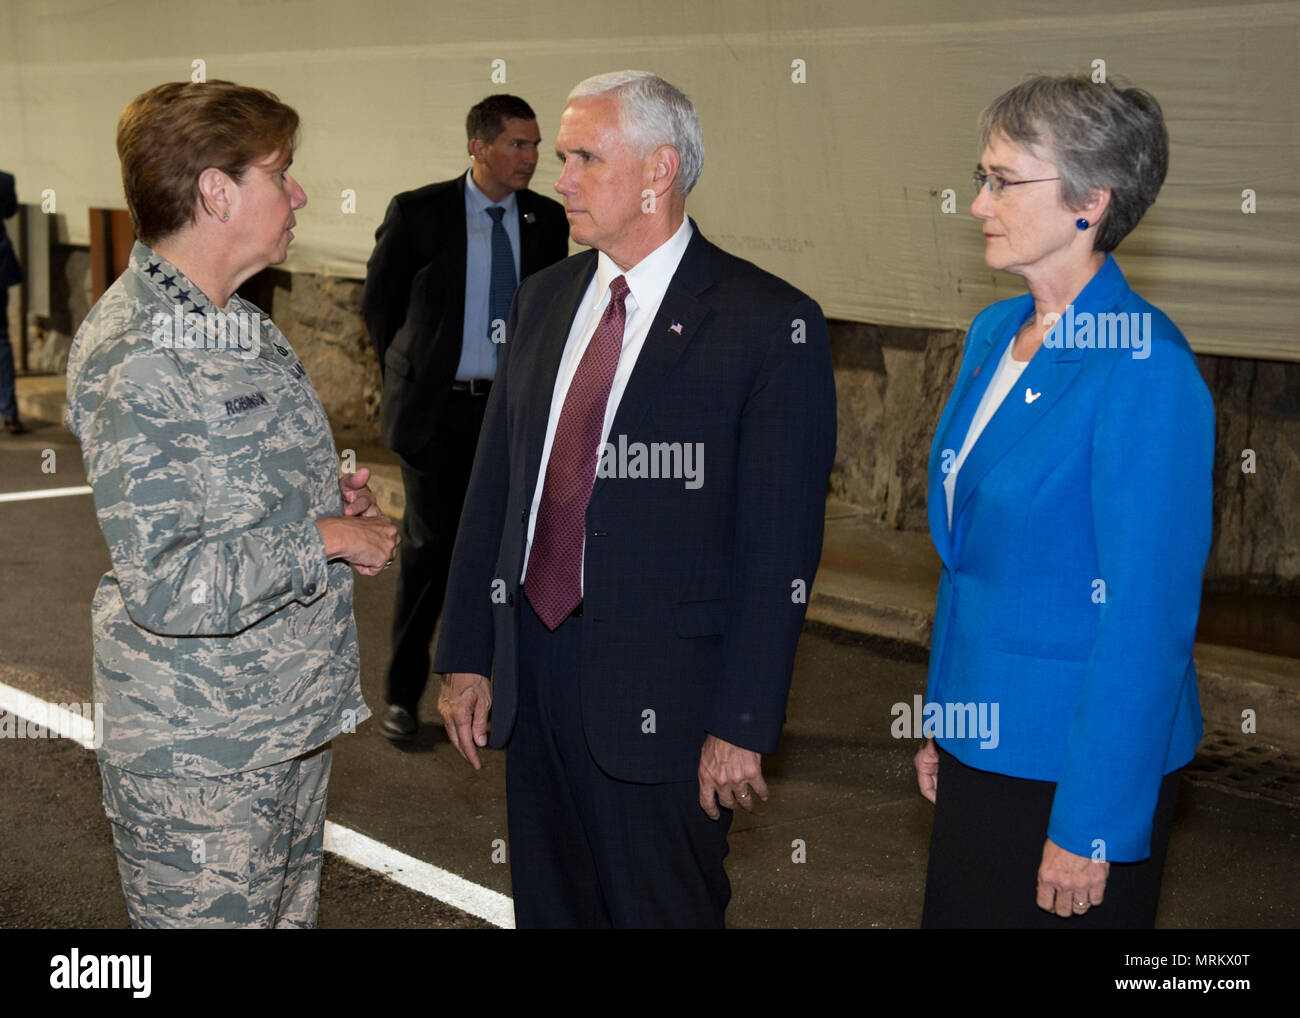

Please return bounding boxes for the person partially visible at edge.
[1,169,24,434]
[64,80,399,928]
[362,94,569,746]
[915,74,1214,928]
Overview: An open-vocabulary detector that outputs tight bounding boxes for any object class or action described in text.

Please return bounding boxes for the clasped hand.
[914,737,1109,917]
[315,468,400,575]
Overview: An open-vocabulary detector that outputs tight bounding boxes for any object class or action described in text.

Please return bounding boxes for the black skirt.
[921,746,1183,929]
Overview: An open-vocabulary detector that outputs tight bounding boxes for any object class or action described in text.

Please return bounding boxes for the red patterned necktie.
[525,275,630,629]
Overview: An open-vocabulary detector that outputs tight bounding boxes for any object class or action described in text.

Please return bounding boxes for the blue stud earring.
[1076,218,1090,230]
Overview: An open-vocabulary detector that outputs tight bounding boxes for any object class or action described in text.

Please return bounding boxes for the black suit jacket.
[432,223,838,783]
[0,171,21,289]
[362,173,568,459]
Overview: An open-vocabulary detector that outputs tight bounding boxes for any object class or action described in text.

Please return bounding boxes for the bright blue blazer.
[925,254,1215,862]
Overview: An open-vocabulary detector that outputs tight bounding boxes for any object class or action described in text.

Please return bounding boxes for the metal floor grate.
[1182,728,1300,808]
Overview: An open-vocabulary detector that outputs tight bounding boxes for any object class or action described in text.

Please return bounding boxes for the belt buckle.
[469,378,489,397]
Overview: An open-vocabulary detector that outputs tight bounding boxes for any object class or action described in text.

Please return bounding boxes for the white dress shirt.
[520,216,695,587]
[943,338,1031,530]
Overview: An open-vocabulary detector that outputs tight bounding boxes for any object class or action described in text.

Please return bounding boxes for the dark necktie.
[487,205,516,372]
[525,275,631,629]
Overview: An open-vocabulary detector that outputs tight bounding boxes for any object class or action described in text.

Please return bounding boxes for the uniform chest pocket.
[202,388,317,526]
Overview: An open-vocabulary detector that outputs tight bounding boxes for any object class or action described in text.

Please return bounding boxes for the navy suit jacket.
[925,254,1214,861]
[433,223,838,783]
[0,171,21,289]
[361,174,568,459]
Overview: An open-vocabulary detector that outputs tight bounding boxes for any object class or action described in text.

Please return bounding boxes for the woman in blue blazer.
[915,75,1214,927]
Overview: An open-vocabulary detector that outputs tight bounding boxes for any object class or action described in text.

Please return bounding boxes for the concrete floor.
[0,415,1296,928]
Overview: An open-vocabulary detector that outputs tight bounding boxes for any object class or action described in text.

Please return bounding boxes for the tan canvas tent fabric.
[1,0,1296,360]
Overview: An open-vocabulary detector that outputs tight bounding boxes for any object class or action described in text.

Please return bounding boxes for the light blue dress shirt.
[458,169,522,381]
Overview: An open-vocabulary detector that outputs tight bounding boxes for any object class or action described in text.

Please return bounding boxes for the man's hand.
[438,672,493,769]
[1036,837,1109,918]
[698,733,767,820]
[914,737,939,803]
[340,468,381,518]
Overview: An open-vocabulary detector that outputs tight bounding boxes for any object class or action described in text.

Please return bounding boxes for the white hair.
[567,70,704,196]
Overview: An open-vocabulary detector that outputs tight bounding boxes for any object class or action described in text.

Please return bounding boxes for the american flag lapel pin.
[669,321,683,334]
[523,212,536,224]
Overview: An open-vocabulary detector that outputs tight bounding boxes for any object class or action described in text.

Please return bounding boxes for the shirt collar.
[464,168,518,219]
[594,215,694,313]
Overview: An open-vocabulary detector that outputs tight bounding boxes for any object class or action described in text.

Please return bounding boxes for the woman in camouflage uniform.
[65,80,399,928]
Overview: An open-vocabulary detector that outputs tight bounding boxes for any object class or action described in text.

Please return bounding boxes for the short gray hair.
[567,70,704,196]
[980,74,1168,253]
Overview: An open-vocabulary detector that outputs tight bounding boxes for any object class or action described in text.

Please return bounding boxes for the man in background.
[363,96,569,744]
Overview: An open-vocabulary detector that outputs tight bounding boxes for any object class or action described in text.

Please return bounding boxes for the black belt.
[450,379,492,396]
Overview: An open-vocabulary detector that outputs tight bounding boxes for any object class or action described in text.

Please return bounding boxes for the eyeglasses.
[972,169,1061,198]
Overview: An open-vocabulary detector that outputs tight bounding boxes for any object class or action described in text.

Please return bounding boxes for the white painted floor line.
[324,822,513,928]
[0,679,513,928]
[0,485,93,504]
[0,682,99,748]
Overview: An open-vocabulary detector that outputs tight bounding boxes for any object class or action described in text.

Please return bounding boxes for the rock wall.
[238,268,382,436]
[17,245,89,374]
[33,246,1300,594]
[1198,354,1300,595]
[827,318,1300,596]
[828,321,964,531]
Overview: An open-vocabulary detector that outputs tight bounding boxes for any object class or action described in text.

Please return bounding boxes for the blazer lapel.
[589,226,715,505]
[948,255,1130,529]
[607,228,714,427]
[446,176,468,302]
[520,251,598,506]
[516,190,544,278]
[927,296,1031,566]
[948,339,1086,526]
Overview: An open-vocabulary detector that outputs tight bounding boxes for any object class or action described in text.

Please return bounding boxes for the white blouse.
[943,338,1031,530]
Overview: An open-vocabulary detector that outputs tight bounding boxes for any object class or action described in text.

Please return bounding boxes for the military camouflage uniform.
[65,240,369,927]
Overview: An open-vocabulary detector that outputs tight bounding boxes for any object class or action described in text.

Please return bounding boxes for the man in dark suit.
[433,71,837,927]
[1,170,24,434]
[363,96,568,743]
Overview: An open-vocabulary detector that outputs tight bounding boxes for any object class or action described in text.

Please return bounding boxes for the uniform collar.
[131,240,232,316]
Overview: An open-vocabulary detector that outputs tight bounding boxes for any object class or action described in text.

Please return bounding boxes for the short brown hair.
[465,94,537,144]
[117,80,300,244]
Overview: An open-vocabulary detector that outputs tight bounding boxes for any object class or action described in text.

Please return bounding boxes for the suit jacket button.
[520,510,527,523]
[507,593,514,607]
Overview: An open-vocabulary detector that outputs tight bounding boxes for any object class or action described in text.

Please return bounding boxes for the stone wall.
[828,321,964,531]
[1199,355,1300,595]
[238,268,381,436]
[12,245,90,374]
[827,317,1300,596]
[30,246,1300,594]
